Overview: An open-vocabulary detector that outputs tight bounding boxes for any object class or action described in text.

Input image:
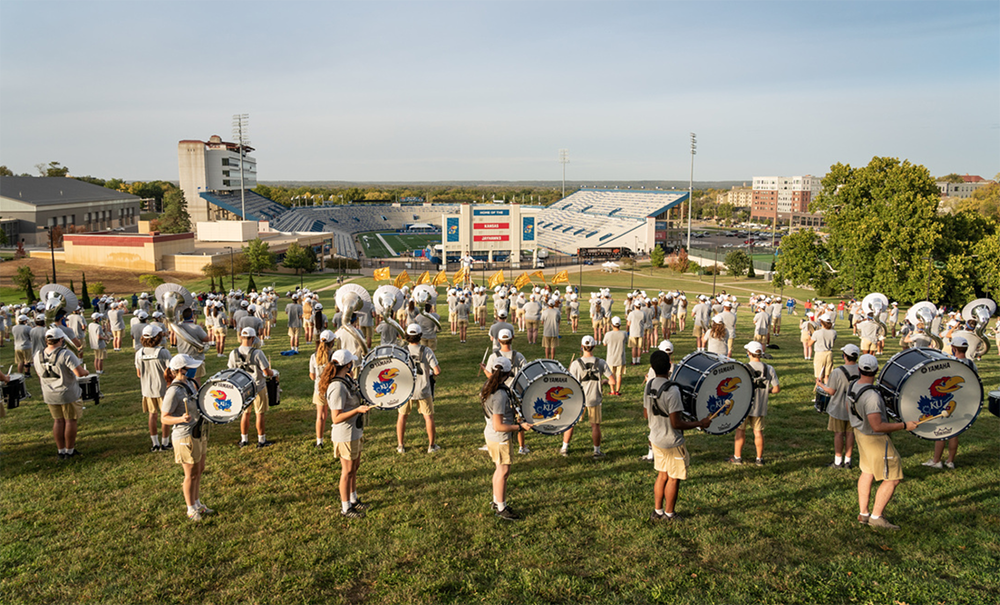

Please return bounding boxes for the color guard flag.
[552,270,570,284]
[452,266,469,285]
[529,270,546,283]
[432,270,448,286]
[488,270,505,289]
[394,270,410,289]
[373,267,390,281]
[513,273,531,290]
[416,271,431,285]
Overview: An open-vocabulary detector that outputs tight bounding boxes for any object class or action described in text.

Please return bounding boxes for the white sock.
[871,515,881,520]
[187,505,198,515]
[317,438,323,445]
[655,508,664,515]
[151,435,160,447]
[58,448,67,454]
[495,501,505,512]
[844,457,851,464]
[647,448,653,458]
[162,436,170,446]
[665,512,675,518]
[593,446,600,453]
[241,434,249,443]
[561,443,569,451]
[195,499,202,509]
[67,448,75,454]
[342,501,350,513]
[258,434,266,444]
[834,455,843,465]
[350,491,358,504]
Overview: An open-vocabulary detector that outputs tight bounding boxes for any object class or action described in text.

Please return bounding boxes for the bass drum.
[198,368,257,424]
[511,359,585,435]
[989,390,1000,418]
[877,347,983,441]
[357,345,415,410]
[2,373,27,409]
[670,352,755,435]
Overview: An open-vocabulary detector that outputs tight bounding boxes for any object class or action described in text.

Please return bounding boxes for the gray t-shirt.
[30,325,47,354]
[161,379,201,439]
[523,301,542,321]
[489,321,516,344]
[175,322,208,359]
[130,322,147,350]
[228,345,270,392]
[570,357,611,407]
[12,324,32,351]
[603,330,627,366]
[107,308,125,331]
[627,309,646,338]
[644,378,685,450]
[753,311,770,336]
[722,311,737,339]
[454,302,470,322]
[541,308,561,337]
[376,322,399,346]
[327,379,363,443]
[407,343,438,400]
[848,382,886,435]
[826,364,860,422]
[812,328,837,352]
[483,389,515,444]
[747,360,779,417]
[33,347,83,405]
[236,315,264,336]
[285,303,303,328]
[135,346,171,398]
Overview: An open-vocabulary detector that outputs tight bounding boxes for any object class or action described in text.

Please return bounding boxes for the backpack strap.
[848,382,876,422]
[644,378,680,418]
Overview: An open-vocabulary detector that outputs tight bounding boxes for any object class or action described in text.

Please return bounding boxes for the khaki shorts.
[652,444,689,479]
[860,338,874,352]
[813,351,833,379]
[94,348,107,361]
[313,390,324,406]
[739,415,766,431]
[214,327,227,337]
[610,365,625,380]
[398,397,433,416]
[487,440,512,466]
[854,431,903,481]
[362,326,373,341]
[48,400,84,421]
[693,325,705,339]
[586,405,602,425]
[420,338,437,351]
[15,349,32,364]
[754,333,767,344]
[772,316,781,328]
[243,389,269,416]
[527,320,539,331]
[112,330,123,339]
[629,336,643,349]
[174,435,208,465]
[827,416,850,433]
[194,363,206,382]
[591,320,602,331]
[288,327,301,339]
[458,319,468,328]
[333,439,362,461]
[142,396,162,414]
[542,336,559,349]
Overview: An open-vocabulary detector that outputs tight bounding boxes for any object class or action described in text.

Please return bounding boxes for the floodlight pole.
[559,149,569,199]
[232,113,250,220]
[687,133,696,251]
[46,226,57,283]
[225,246,235,290]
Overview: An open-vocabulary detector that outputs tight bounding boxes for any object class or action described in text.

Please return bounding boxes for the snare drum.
[988,390,1000,418]
[2,373,27,409]
[511,359,585,435]
[877,347,983,440]
[197,368,257,424]
[266,369,281,407]
[357,345,416,410]
[815,388,831,414]
[670,352,754,435]
[78,374,102,405]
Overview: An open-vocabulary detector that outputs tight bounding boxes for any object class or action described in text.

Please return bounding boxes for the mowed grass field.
[1,269,998,604]
[358,231,441,258]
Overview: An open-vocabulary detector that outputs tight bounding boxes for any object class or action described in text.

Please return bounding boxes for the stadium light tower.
[687,133,696,251]
[232,113,250,220]
[559,149,570,199]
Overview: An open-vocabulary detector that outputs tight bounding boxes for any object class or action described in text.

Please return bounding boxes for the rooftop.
[0,176,140,206]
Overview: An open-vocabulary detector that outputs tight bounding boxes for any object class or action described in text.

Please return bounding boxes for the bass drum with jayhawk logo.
[511,359,585,435]
[197,368,257,424]
[357,345,416,410]
[670,352,755,435]
[877,347,983,441]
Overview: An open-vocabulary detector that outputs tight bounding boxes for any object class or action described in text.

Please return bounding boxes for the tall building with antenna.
[177,134,257,226]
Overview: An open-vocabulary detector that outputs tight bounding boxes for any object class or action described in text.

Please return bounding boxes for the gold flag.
[529,270,546,283]
[552,270,569,284]
[373,267,391,281]
[452,266,468,285]
[513,273,531,290]
[416,270,431,285]
[394,270,410,289]
[488,270,505,289]
[432,270,448,286]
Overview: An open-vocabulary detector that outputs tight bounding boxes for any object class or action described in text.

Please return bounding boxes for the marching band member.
[524,294,542,345]
[160,353,212,521]
[568,293,580,334]
[34,327,89,460]
[923,335,976,469]
[397,324,441,454]
[602,316,627,396]
[810,313,837,382]
[489,309,516,352]
[514,292,526,333]
[645,350,711,522]
[302,294,315,342]
[447,288,459,335]
[484,329,528,454]
[230,327,274,449]
[627,301,646,366]
[482,356,533,520]
[658,293,673,339]
[416,301,441,351]
[706,315,729,357]
[769,296,782,337]
[175,308,210,383]
[135,325,172,452]
[562,335,613,459]
[321,349,370,518]
[454,294,471,343]
[108,301,125,351]
[130,311,149,350]
[849,354,917,530]
[12,314,34,377]
[285,294,303,353]
[540,299,561,360]
[310,330,337,448]
[376,312,401,346]
[815,344,860,469]
[752,303,770,346]
[210,302,228,357]
[721,300,738,357]
[800,312,816,360]
[691,295,711,351]
[729,341,779,466]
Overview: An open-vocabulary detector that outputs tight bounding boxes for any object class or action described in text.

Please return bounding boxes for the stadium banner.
[488,270,505,289]
[474,235,509,242]
[514,273,531,290]
[432,270,448,286]
[374,267,390,281]
[394,270,410,289]
[446,217,460,242]
[473,222,509,230]
[522,216,535,241]
[473,209,510,216]
[416,271,431,285]
[552,270,570,284]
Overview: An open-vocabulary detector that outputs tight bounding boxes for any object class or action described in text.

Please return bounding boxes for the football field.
[358,231,442,258]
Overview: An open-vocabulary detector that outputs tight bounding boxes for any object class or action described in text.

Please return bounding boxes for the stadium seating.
[200,190,288,222]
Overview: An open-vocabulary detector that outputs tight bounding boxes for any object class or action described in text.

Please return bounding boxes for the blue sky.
[1,1,997,183]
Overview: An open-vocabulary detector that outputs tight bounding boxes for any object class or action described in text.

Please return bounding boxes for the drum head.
[517,369,585,435]
[691,361,754,435]
[198,371,253,424]
[894,357,983,440]
[358,348,415,409]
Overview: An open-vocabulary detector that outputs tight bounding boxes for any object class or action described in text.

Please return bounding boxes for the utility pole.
[559,149,569,199]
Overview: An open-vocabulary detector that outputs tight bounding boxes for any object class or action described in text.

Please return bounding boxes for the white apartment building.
[717,185,753,208]
[178,135,257,224]
[936,176,991,199]
[751,175,823,223]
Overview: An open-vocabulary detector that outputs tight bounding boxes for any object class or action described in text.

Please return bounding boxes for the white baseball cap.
[498,328,513,341]
[406,323,423,336]
[840,343,861,356]
[712,314,724,324]
[319,329,335,343]
[168,354,203,370]
[136,310,149,319]
[141,324,162,338]
[247,304,257,313]
[492,356,512,373]
[240,327,257,338]
[581,335,596,347]
[858,354,878,372]
[497,309,507,318]
[723,300,733,307]
[45,327,67,340]
[744,341,764,355]
[951,335,969,348]
[331,349,358,366]
[314,303,323,310]
[611,316,621,326]
[658,340,674,353]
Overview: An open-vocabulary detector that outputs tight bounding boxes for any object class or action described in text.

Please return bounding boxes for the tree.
[14,266,36,302]
[958,182,999,220]
[0,165,13,176]
[939,173,964,184]
[81,273,91,309]
[933,210,996,306]
[243,238,275,275]
[774,229,830,288]
[973,230,1000,301]
[650,246,665,268]
[36,161,69,177]
[724,250,750,277]
[283,242,316,278]
[139,274,165,289]
[247,274,257,292]
[159,189,191,234]
[810,157,942,302]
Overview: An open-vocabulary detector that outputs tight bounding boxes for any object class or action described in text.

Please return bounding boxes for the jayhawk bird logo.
[916,376,963,421]
[524,224,534,235]
[707,377,740,418]
[372,368,399,398]
[533,386,572,420]
[210,389,233,412]
[448,224,458,235]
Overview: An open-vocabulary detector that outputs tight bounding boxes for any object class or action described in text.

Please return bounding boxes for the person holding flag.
[373,266,391,281]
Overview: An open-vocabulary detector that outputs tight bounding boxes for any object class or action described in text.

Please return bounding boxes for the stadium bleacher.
[199,190,288,222]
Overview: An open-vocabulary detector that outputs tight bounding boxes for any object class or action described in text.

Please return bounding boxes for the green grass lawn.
[358,231,441,258]
[1,270,998,604]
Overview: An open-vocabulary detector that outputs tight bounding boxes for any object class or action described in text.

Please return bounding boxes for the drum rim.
[672,352,754,435]
[197,371,255,423]
[512,363,585,435]
[357,355,416,410]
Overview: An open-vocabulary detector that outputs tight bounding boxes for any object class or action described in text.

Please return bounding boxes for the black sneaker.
[650,510,667,522]
[256,440,274,449]
[352,500,369,511]
[58,452,67,460]
[842,460,852,469]
[66,450,82,459]
[755,458,764,466]
[237,440,250,448]
[827,462,841,468]
[495,506,520,521]
[727,456,743,465]
[315,442,325,449]
[340,505,365,519]
[162,442,173,450]
[150,445,162,452]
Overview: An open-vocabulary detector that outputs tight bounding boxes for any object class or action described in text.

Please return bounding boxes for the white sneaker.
[922,459,943,469]
[478,444,489,451]
[427,444,441,453]
[396,446,405,454]
[518,447,530,455]
[944,461,955,469]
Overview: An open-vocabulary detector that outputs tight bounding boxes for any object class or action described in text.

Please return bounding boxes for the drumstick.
[914,409,951,426]
[531,414,562,427]
[706,400,733,421]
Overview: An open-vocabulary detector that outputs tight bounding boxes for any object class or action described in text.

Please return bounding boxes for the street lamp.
[45,226,57,283]
[559,149,569,199]
[687,133,697,251]
[225,246,235,290]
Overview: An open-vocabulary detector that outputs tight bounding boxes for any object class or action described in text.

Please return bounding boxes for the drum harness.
[172,380,203,438]
[643,378,681,418]
[329,375,364,429]
[575,359,603,384]
[39,347,67,382]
